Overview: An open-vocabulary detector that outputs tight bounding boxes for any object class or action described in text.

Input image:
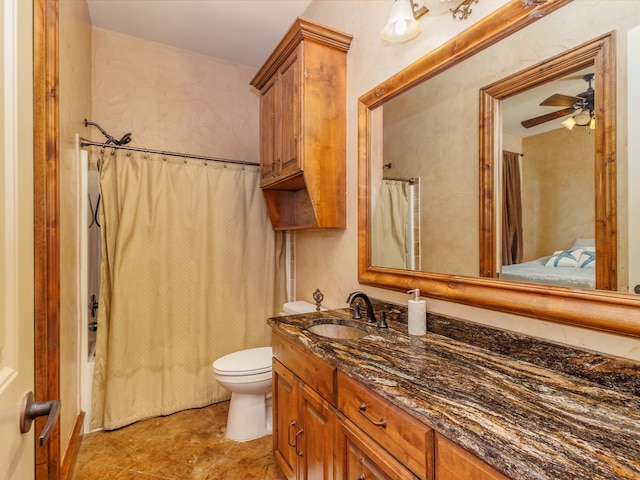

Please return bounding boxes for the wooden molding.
[34,0,61,477]
[60,413,85,480]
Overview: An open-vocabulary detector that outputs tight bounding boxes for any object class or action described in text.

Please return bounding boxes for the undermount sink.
[306,323,368,340]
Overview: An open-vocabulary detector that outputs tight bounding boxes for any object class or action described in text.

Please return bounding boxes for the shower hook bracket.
[84,118,133,146]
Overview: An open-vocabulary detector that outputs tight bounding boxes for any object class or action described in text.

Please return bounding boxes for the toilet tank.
[282,301,324,315]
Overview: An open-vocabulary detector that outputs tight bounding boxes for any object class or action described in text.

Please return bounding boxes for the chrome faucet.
[346,291,376,324]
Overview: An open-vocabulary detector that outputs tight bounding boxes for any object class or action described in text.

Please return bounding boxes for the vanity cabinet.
[337,371,434,480]
[272,332,337,480]
[272,330,509,480]
[250,18,352,230]
[435,434,509,480]
[336,414,420,480]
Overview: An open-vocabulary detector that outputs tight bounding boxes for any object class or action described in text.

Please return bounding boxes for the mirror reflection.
[368,1,640,295]
[499,68,596,289]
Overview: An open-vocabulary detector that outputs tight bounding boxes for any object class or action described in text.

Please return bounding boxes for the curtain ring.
[224,161,227,168]
[242,161,246,171]
[163,155,167,162]
[143,150,148,159]
[126,150,131,157]
[110,147,116,156]
[184,155,188,164]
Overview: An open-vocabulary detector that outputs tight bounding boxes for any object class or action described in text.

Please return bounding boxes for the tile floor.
[72,401,287,479]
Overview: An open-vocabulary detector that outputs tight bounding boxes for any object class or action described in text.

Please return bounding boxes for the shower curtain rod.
[79,137,259,167]
[383,176,417,184]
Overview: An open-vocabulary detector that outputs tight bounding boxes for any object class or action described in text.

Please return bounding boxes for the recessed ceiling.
[86,0,313,69]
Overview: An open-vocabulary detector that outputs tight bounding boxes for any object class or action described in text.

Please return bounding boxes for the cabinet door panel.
[337,415,420,480]
[273,359,300,480]
[278,46,302,180]
[260,78,278,186]
[299,384,335,480]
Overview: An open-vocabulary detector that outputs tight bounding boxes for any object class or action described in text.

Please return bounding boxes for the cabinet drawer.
[338,371,434,480]
[337,414,420,480]
[272,331,336,404]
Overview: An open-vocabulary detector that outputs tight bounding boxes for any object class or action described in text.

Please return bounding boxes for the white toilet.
[212,301,318,442]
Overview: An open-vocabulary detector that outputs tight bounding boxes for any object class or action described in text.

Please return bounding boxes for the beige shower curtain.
[91,149,286,430]
[371,179,409,269]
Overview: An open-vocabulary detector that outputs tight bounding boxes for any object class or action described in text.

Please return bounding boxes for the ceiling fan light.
[561,117,576,130]
[381,0,422,42]
[573,109,592,126]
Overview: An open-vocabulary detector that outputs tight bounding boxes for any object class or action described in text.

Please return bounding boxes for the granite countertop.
[268,307,640,480]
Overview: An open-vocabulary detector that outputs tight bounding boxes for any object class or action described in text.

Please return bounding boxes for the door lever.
[20,391,60,446]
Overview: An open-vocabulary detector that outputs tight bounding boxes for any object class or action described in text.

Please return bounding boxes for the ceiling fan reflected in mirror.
[521,73,595,130]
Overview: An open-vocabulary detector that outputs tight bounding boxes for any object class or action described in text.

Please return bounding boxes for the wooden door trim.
[33,0,60,478]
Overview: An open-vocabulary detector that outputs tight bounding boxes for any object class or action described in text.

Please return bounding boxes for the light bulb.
[381,0,422,42]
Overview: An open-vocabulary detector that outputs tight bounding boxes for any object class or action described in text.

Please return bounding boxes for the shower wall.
[79,148,101,433]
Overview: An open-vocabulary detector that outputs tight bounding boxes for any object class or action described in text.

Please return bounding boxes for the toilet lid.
[213,346,272,375]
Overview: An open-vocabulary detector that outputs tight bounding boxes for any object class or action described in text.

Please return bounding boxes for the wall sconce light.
[381,0,480,43]
[381,0,424,42]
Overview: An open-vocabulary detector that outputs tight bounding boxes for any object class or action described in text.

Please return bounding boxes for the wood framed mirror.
[357,0,640,337]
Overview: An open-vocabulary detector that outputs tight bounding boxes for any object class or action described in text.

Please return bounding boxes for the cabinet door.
[259,77,278,187]
[298,384,335,480]
[336,415,420,480]
[435,434,510,480]
[273,360,300,480]
[277,45,302,181]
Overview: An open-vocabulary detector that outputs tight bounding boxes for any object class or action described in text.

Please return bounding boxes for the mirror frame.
[358,0,640,338]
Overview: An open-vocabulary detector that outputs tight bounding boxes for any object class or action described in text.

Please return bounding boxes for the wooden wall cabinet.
[251,18,352,230]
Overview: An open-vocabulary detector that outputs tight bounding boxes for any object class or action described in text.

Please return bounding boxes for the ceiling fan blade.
[520,107,576,128]
[540,93,583,107]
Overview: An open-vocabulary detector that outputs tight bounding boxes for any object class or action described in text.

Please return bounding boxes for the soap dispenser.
[407,289,426,335]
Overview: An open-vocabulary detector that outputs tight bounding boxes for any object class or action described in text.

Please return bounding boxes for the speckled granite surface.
[268,306,640,480]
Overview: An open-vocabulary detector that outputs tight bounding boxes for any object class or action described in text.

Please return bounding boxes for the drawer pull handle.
[295,428,304,457]
[287,421,297,448]
[358,402,386,428]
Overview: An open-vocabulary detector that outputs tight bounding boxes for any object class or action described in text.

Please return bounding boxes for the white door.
[0,0,36,478]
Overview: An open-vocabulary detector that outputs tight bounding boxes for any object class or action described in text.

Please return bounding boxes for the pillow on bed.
[545,248,584,267]
[578,247,596,268]
[571,238,595,249]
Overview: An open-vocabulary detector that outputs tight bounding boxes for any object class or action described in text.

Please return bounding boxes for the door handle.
[19,391,60,446]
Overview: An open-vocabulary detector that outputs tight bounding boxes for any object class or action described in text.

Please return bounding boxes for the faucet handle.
[377,311,388,328]
[352,303,362,320]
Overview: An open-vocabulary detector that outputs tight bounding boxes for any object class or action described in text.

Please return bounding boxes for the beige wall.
[295,1,640,360]
[522,128,595,261]
[59,0,92,460]
[91,28,259,161]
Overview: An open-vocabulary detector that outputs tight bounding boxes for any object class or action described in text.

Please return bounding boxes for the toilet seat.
[213,346,272,376]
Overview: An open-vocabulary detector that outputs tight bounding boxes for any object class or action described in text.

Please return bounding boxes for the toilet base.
[225,391,272,442]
